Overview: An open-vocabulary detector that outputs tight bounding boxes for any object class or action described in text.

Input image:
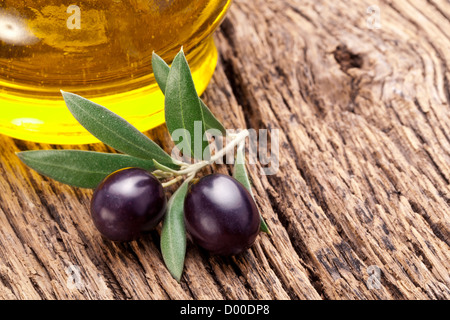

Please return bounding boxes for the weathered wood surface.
[0,0,449,300]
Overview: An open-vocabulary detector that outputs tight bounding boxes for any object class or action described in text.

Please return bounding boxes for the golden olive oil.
[0,0,231,143]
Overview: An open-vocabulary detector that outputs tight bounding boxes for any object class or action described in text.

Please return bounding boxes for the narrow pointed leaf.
[161,178,190,282]
[201,100,226,135]
[164,50,210,160]
[152,51,170,94]
[233,146,271,234]
[61,91,178,169]
[258,206,270,233]
[17,150,156,189]
[153,51,226,137]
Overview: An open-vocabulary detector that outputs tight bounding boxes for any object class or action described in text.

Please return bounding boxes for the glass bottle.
[0,0,231,143]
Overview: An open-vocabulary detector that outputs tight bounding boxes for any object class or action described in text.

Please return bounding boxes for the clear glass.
[0,0,231,144]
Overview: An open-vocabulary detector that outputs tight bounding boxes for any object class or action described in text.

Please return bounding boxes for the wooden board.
[0,0,449,299]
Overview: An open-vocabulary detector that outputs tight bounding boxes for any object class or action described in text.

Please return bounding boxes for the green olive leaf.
[152,51,170,94]
[233,145,271,234]
[61,91,178,169]
[164,49,210,161]
[152,51,226,135]
[160,178,190,282]
[17,150,155,189]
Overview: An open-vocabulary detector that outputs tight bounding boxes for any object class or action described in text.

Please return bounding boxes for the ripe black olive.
[90,168,167,241]
[184,174,260,255]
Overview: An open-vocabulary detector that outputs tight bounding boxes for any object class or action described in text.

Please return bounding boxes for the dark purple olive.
[90,168,167,242]
[184,174,260,256]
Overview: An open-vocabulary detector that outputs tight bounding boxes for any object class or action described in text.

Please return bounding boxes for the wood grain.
[0,0,449,300]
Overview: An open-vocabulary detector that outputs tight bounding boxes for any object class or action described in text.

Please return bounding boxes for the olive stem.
[152,170,174,179]
[154,130,250,179]
[173,129,250,176]
[161,175,184,188]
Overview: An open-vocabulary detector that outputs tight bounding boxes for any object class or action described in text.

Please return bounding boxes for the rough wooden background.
[0,0,449,300]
